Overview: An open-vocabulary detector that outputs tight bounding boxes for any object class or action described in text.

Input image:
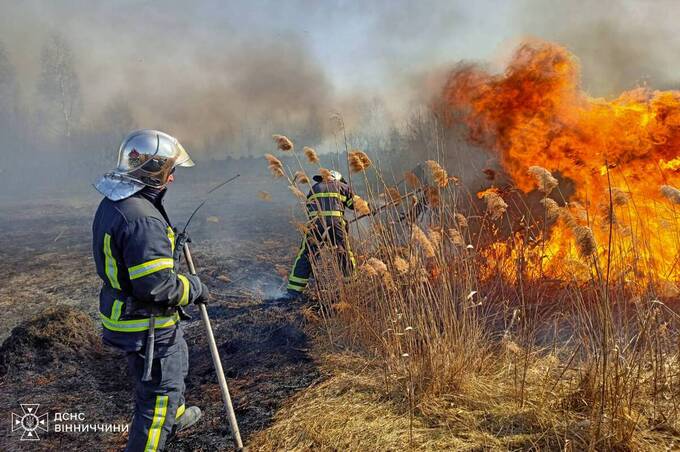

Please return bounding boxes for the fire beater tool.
[348,188,423,224]
[184,242,244,450]
[142,174,241,383]
[181,173,244,449]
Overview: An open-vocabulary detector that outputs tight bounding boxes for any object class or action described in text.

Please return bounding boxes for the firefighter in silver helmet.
[92,130,206,451]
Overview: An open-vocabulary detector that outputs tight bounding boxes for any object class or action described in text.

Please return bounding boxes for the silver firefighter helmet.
[95,129,194,201]
[313,169,344,183]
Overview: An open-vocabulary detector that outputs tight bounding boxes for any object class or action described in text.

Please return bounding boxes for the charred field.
[0,175,323,451]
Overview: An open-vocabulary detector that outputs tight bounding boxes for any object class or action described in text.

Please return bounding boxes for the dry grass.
[260,141,680,451]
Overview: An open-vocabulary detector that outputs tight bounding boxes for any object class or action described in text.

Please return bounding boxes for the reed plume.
[303,146,319,163]
[272,134,294,151]
[610,187,630,206]
[382,186,401,203]
[294,170,310,185]
[425,186,440,207]
[528,166,558,194]
[574,225,596,258]
[353,195,370,216]
[426,160,449,187]
[404,171,421,188]
[360,261,379,277]
[428,228,442,250]
[448,228,465,247]
[288,185,306,200]
[367,257,394,290]
[454,213,468,229]
[661,185,680,204]
[265,153,285,178]
[319,168,333,182]
[540,198,560,222]
[393,256,409,275]
[348,150,372,172]
[412,225,435,259]
[481,190,507,221]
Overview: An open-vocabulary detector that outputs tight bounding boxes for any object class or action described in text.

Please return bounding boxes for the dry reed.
[528,166,558,194]
[426,160,449,187]
[660,184,680,204]
[482,191,508,221]
[404,171,421,188]
[353,195,370,216]
[540,197,560,221]
[274,147,679,451]
[349,150,372,172]
[265,153,285,178]
[272,134,294,151]
[411,225,436,259]
[294,170,310,185]
[303,146,320,163]
[288,185,306,200]
[319,168,333,182]
[610,187,630,206]
[393,256,409,275]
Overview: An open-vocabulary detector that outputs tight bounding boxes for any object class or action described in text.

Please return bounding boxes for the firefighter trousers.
[125,333,188,452]
[287,222,356,293]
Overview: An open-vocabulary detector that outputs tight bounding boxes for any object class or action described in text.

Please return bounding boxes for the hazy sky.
[1,0,679,150]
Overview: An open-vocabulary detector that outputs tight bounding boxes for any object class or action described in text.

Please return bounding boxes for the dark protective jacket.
[92,188,202,352]
[287,179,357,292]
[306,179,355,225]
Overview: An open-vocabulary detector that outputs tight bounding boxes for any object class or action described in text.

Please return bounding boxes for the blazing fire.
[441,40,680,291]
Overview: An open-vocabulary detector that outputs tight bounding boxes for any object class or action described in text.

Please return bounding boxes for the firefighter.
[283,170,357,300]
[92,129,208,451]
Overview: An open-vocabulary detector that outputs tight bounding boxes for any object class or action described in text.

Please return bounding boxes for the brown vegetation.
[262,143,680,450]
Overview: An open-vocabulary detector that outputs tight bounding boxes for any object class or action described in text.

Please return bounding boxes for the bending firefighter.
[284,170,357,300]
[92,130,209,451]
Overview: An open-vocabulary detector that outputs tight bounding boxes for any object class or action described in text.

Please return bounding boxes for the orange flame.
[441,39,680,288]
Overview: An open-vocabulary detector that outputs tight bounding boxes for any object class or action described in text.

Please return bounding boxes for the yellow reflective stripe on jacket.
[144,395,168,452]
[103,233,121,290]
[308,192,347,203]
[308,210,344,217]
[110,299,124,321]
[177,274,190,306]
[99,312,179,333]
[128,258,175,280]
[167,227,175,254]
[346,197,354,207]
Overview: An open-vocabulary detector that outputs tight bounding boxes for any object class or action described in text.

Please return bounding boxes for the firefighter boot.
[175,406,202,432]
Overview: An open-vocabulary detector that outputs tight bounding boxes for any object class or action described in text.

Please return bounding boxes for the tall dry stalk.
[272,140,680,450]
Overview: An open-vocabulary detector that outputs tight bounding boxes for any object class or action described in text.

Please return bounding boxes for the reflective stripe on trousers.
[126,336,188,452]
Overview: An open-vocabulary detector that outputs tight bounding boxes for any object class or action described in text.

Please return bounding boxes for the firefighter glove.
[194,281,211,305]
[173,231,191,262]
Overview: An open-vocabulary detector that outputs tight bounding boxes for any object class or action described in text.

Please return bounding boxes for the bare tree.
[0,41,21,174]
[0,42,18,128]
[37,33,81,148]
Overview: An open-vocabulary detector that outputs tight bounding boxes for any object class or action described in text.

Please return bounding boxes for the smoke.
[0,2,344,157]
[2,0,680,196]
[517,0,680,95]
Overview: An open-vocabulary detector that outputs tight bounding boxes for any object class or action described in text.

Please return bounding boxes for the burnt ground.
[0,178,319,451]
